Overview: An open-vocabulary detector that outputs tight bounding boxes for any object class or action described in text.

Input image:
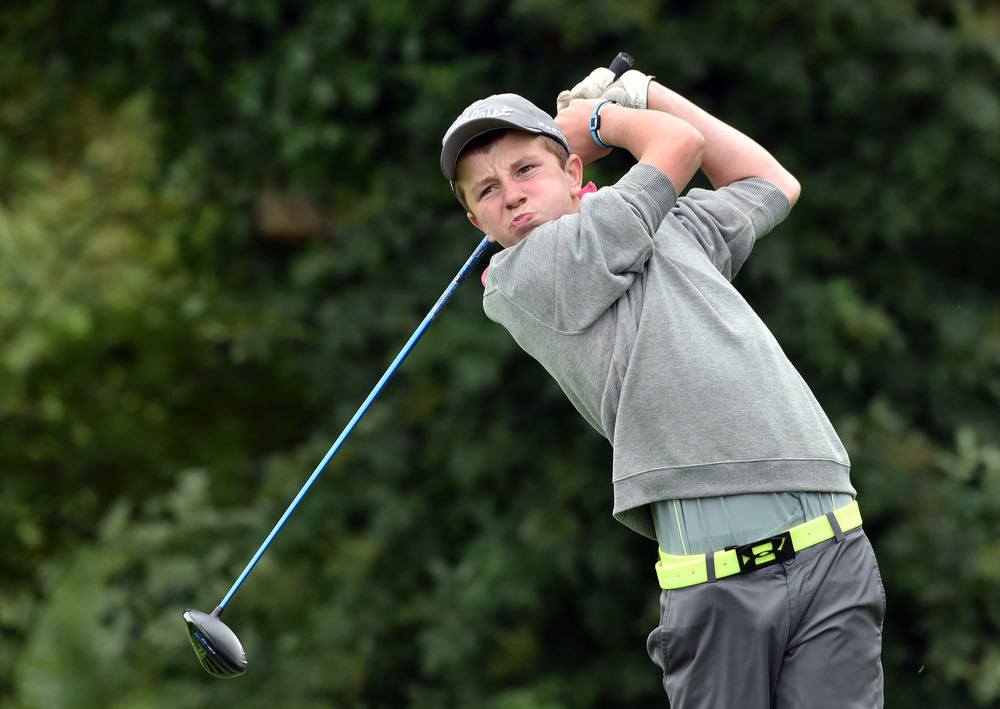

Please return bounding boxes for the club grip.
[609,52,634,80]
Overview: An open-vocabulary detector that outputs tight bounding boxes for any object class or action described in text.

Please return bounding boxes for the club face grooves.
[183,609,248,678]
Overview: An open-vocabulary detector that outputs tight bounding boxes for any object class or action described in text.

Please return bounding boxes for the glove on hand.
[556,68,653,112]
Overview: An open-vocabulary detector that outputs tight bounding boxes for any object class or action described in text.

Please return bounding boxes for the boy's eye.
[518,164,535,175]
[480,185,496,198]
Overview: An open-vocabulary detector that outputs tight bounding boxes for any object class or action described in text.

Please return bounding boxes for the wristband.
[589,99,617,149]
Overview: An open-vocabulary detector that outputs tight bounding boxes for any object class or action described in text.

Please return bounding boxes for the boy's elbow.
[689,125,707,166]
[673,124,706,190]
[768,166,800,207]
[784,175,801,207]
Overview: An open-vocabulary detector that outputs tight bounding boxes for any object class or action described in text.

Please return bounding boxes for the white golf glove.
[556,68,654,112]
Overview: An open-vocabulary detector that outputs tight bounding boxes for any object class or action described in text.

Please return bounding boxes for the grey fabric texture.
[646,528,885,709]
[652,491,855,555]
[482,163,853,539]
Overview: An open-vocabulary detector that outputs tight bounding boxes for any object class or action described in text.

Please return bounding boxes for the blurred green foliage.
[2,0,998,706]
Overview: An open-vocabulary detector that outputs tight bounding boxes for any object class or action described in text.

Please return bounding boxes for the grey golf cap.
[440,93,569,187]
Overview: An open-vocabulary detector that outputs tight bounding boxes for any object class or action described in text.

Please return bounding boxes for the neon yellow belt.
[655,500,862,590]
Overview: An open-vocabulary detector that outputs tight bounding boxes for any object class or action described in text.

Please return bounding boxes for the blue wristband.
[589,99,617,149]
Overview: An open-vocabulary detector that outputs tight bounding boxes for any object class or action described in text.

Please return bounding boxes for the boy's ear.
[567,154,585,198]
[467,212,496,243]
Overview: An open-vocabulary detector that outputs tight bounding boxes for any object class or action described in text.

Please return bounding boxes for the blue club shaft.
[219,235,492,610]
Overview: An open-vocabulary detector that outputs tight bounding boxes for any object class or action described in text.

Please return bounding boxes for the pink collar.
[481,182,598,286]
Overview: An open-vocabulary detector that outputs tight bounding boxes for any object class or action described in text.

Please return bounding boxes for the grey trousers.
[646,527,885,708]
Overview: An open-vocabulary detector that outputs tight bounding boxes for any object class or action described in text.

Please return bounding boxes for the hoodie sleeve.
[668,177,791,280]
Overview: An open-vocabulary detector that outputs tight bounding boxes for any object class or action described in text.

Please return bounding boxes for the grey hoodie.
[483,163,853,539]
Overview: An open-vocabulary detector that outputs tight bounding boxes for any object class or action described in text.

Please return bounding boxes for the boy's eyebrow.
[467,152,545,194]
[467,173,495,193]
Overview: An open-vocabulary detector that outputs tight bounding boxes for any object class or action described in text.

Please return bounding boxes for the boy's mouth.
[510,213,534,232]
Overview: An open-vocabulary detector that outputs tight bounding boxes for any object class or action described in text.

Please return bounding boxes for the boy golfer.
[439,65,884,708]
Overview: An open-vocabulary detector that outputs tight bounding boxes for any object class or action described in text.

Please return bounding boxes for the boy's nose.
[502,181,526,206]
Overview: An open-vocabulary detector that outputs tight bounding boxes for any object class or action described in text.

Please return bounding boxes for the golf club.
[184,233,491,677]
[184,51,635,678]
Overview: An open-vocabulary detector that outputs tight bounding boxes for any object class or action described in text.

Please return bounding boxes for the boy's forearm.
[595,103,705,194]
[647,81,801,205]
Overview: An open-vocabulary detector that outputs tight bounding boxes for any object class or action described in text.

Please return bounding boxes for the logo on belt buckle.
[733,531,795,573]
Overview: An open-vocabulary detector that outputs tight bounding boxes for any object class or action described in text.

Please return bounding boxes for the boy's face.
[457,132,583,249]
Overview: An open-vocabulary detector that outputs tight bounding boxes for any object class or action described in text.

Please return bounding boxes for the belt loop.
[705,552,717,583]
[826,510,845,543]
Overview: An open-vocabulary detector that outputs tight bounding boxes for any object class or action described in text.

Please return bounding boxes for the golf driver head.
[183,607,247,678]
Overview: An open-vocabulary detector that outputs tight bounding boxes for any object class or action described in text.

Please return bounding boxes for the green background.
[2,1,998,706]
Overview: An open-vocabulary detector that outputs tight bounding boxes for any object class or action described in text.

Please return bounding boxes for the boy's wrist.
[589,100,618,149]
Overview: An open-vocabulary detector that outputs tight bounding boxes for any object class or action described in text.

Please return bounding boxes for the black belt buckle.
[732,531,795,574]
